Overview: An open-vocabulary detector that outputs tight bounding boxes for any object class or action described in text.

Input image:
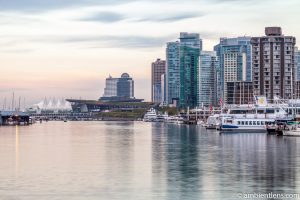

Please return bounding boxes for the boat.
[197,120,205,125]
[219,105,288,133]
[166,115,184,124]
[155,112,168,122]
[19,120,26,126]
[282,121,300,136]
[143,108,157,122]
[206,114,220,129]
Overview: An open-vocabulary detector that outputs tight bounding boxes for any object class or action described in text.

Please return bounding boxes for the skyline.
[0,0,300,106]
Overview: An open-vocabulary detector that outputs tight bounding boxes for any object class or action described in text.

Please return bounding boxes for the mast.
[3,97,6,110]
[12,92,15,111]
[18,97,21,111]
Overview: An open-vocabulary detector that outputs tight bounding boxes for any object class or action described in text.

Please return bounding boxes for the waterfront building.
[160,74,166,104]
[101,73,134,101]
[198,51,219,107]
[0,111,30,125]
[179,32,202,108]
[166,41,180,105]
[151,59,166,103]
[67,99,152,113]
[226,81,253,105]
[251,27,296,100]
[295,47,300,81]
[28,98,72,114]
[295,81,300,99]
[165,32,203,108]
[214,37,252,103]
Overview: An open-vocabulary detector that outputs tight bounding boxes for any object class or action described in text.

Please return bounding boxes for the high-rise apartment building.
[226,81,253,105]
[214,37,252,103]
[166,41,180,105]
[179,32,202,108]
[251,27,296,100]
[198,51,219,107]
[151,59,166,103]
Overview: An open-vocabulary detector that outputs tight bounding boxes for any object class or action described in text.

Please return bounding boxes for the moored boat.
[219,105,287,133]
[282,121,300,136]
[143,108,157,122]
[206,114,220,129]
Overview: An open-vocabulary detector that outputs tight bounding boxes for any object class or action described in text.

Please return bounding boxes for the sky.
[0,0,299,107]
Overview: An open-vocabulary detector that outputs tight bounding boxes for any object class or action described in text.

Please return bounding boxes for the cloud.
[0,49,34,54]
[0,0,134,12]
[79,11,125,23]
[62,35,174,48]
[0,33,174,49]
[135,12,204,22]
[0,0,142,12]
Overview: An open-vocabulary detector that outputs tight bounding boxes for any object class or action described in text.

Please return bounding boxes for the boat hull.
[220,128,267,133]
[283,130,300,136]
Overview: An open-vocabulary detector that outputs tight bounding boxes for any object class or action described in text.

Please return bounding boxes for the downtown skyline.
[0,0,300,106]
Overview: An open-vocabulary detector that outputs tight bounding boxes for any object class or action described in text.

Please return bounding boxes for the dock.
[0,111,31,125]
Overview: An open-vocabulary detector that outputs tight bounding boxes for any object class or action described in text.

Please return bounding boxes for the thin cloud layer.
[0,0,299,102]
[79,12,125,23]
[135,12,204,22]
[0,0,131,11]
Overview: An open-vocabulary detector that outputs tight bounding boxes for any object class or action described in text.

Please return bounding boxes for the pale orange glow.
[0,0,299,104]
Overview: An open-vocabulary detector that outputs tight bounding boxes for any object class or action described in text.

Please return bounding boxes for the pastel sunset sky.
[0,0,299,107]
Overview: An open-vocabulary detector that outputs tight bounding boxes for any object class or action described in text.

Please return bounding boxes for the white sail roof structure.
[30,98,72,112]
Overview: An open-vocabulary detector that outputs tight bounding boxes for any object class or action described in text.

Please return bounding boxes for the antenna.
[23,97,25,111]
[18,96,21,111]
[3,97,6,110]
[12,92,15,111]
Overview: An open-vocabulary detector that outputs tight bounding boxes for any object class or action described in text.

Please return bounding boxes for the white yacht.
[206,114,220,129]
[155,112,169,122]
[143,108,157,122]
[166,116,184,124]
[282,121,300,136]
[219,105,287,133]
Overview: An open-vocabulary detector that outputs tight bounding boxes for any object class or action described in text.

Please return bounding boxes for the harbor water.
[0,121,300,200]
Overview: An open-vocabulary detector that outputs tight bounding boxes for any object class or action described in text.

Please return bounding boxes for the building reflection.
[152,125,300,199]
[217,133,299,197]
[151,123,201,200]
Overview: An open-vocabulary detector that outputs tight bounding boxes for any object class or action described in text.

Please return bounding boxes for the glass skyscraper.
[198,51,219,107]
[166,33,202,108]
[179,32,202,108]
[101,73,134,101]
[166,41,180,105]
[214,37,252,103]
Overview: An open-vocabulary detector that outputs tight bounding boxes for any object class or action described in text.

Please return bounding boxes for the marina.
[1,121,300,200]
[141,96,300,136]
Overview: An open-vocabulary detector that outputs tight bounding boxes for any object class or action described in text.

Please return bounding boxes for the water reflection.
[151,123,300,200]
[0,122,299,200]
[15,125,19,177]
[152,124,201,200]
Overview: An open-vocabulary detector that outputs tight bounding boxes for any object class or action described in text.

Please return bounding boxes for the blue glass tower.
[179,33,202,108]
[166,41,180,105]
[198,51,219,107]
[214,37,252,102]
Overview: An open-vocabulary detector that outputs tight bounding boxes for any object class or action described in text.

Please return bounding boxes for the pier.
[0,111,31,125]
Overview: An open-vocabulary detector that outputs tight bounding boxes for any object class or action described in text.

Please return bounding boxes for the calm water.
[0,121,300,200]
